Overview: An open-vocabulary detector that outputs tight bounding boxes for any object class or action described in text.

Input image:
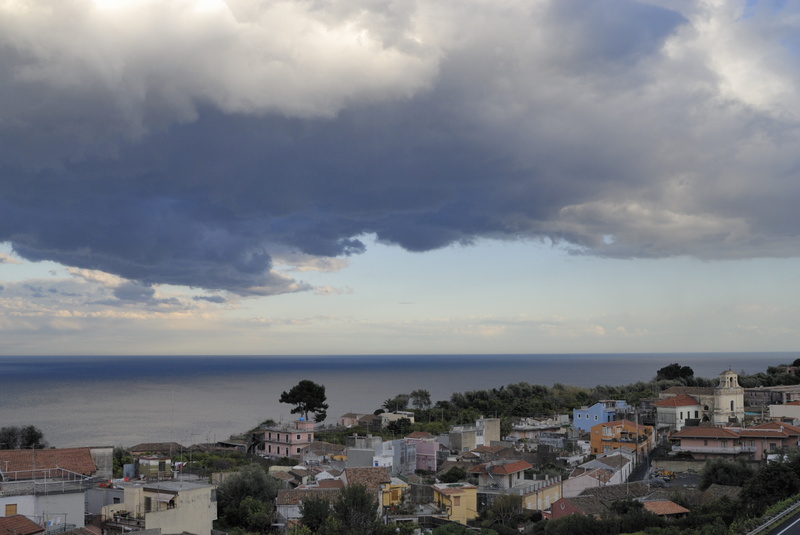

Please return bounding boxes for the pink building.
[263,419,315,460]
[671,421,800,461]
[405,431,438,472]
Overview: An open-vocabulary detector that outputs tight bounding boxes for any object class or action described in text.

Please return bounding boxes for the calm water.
[0,353,791,448]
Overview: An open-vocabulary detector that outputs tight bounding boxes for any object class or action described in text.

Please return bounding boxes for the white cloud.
[0,252,20,264]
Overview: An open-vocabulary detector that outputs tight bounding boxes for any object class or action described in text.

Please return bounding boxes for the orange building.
[589,419,654,458]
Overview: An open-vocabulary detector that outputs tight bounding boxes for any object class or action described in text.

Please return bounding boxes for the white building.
[101,480,217,535]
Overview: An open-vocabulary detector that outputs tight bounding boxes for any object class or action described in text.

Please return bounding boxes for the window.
[577,414,581,419]
[5,504,17,516]
[695,411,699,418]
[297,434,301,440]
[268,432,272,440]
[210,490,217,502]
[158,461,166,472]
[770,443,777,452]
[680,412,683,420]
[113,497,121,504]
[296,447,301,453]
[268,445,272,453]
[145,497,152,513]
[731,400,735,411]
[594,415,598,420]
[453,496,461,507]
[703,440,708,446]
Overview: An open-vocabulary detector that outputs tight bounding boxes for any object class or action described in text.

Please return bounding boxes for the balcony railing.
[0,469,95,497]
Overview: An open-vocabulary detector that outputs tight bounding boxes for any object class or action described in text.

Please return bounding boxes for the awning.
[151,493,176,503]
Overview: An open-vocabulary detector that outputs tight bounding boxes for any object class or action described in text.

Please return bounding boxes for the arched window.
[731,400,734,411]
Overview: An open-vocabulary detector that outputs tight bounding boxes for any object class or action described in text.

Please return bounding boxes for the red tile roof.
[469,460,532,475]
[0,516,45,535]
[753,421,800,435]
[0,447,97,477]
[654,394,701,407]
[643,500,690,516]
[342,467,391,490]
[738,428,790,438]
[672,427,739,439]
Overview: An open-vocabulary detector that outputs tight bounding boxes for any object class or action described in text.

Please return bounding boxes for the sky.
[1,0,800,356]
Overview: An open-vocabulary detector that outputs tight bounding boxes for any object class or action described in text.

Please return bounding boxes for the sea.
[0,353,793,449]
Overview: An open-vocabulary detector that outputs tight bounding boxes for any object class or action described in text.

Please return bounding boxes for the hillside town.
[5,365,800,535]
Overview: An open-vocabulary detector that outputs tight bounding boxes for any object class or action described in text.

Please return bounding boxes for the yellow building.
[382,477,409,508]
[522,477,563,512]
[432,483,478,525]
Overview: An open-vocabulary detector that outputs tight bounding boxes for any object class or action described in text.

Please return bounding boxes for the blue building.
[572,400,630,432]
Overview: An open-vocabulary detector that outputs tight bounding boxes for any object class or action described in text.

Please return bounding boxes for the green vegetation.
[279,379,329,423]
[655,363,694,381]
[697,459,755,490]
[215,464,280,535]
[0,425,48,449]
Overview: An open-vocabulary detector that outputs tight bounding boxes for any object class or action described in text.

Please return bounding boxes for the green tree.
[741,460,800,516]
[0,425,47,449]
[383,394,410,412]
[482,494,523,528]
[698,458,755,490]
[439,466,467,483]
[386,418,412,436]
[332,484,379,535]
[112,446,132,478]
[410,389,432,409]
[279,380,329,423]
[300,495,331,532]
[216,464,280,530]
[655,363,694,381]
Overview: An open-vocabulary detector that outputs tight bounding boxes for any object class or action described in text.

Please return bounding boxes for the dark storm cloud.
[1,1,799,294]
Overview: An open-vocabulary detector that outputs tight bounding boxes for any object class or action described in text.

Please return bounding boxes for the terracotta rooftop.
[654,394,701,407]
[643,500,690,516]
[753,421,800,435]
[738,428,790,438]
[0,516,45,535]
[672,427,739,439]
[473,445,504,454]
[0,447,96,476]
[342,467,391,490]
[469,460,532,475]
